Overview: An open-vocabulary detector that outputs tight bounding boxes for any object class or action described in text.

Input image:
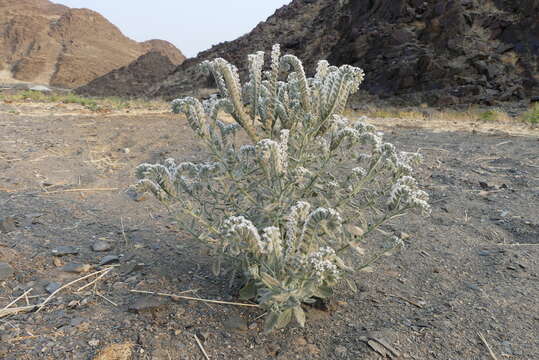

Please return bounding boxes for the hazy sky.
[52,1,291,58]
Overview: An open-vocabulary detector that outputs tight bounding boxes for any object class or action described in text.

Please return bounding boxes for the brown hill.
[151,0,538,106]
[75,51,177,98]
[0,0,185,88]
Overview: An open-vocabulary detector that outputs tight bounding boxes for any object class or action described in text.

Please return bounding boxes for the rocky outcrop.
[151,0,538,105]
[0,0,185,88]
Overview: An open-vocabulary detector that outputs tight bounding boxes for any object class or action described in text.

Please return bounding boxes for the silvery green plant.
[134,44,430,332]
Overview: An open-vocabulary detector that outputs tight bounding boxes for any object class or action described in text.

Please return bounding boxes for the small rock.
[98,255,120,266]
[0,217,16,233]
[61,263,91,273]
[121,148,130,154]
[0,262,14,280]
[51,246,79,256]
[223,314,248,332]
[128,296,167,314]
[92,240,113,252]
[307,344,320,356]
[293,336,308,346]
[53,257,63,267]
[88,339,100,347]
[335,345,347,355]
[45,282,62,294]
[70,317,87,326]
[119,261,144,275]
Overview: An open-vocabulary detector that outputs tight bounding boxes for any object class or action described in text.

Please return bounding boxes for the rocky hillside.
[151,0,538,106]
[0,0,185,88]
[75,51,177,98]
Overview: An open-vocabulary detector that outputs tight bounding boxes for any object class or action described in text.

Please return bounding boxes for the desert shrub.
[521,103,539,124]
[134,45,430,332]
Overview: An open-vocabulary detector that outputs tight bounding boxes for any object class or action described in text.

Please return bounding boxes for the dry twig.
[36,268,113,313]
[478,332,499,360]
[194,334,210,360]
[2,288,33,309]
[40,187,119,195]
[130,289,260,308]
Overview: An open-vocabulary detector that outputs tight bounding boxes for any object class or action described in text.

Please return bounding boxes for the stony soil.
[0,101,538,359]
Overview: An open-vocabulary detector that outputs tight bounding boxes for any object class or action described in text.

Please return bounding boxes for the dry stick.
[120,216,128,246]
[478,332,499,360]
[96,292,118,307]
[36,268,112,313]
[2,288,33,309]
[194,334,210,360]
[40,187,119,195]
[130,289,260,308]
[77,268,113,292]
[387,293,424,308]
[0,305,37,319]
[495,243,539,247]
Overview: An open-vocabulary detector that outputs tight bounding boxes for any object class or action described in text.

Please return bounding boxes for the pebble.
[61,263,91,273]
[92,240,113,252]
[0,216,16,233]
[335,345,347,355]
[51,246,79,256]
[98,255,120,266]
[128,296,167,313]
[223,314,248,332]
[45,282,62,294]
[53,257,63,267]
[0,262,14,280]
[88,339,100,347]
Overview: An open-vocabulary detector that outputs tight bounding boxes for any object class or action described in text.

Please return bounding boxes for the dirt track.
[1,103,538,359]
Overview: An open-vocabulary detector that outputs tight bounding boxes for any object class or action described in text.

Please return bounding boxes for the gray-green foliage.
[134,44,430,332]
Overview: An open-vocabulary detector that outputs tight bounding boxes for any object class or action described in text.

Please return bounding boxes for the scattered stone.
[119,261,144,275]
[0,262,14,280]
[265,343,281,357]
[70,317,87,326]
[293,336,308,346]
[61,263,91,273]
[51,246,79,256]
[45,282,62,294]
[121,148,130,154]
[306,344,321,356]
[223,314,248,332]
[88,339,100,347]
[128,296,167,314]
[335,345,347,355]
[92,240,113,252]
[0,216,16,233]
[52,257,64,267]
[98,255,120,266]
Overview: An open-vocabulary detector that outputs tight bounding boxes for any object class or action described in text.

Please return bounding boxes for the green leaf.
[275,308,293,330]
[211,257,221,276]
[238,281,257,300]
[260,272,280,288]
[313,284,333,299]
[263,312,279,333]
[345,279,358,293]
[293,306,306,327]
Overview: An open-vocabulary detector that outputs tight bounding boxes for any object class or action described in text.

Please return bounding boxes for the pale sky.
[52,1,291,58]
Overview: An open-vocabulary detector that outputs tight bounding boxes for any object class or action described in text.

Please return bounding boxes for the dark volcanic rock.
[76,51,177,98]
[0,262,14,280]
[148,0,538,105]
